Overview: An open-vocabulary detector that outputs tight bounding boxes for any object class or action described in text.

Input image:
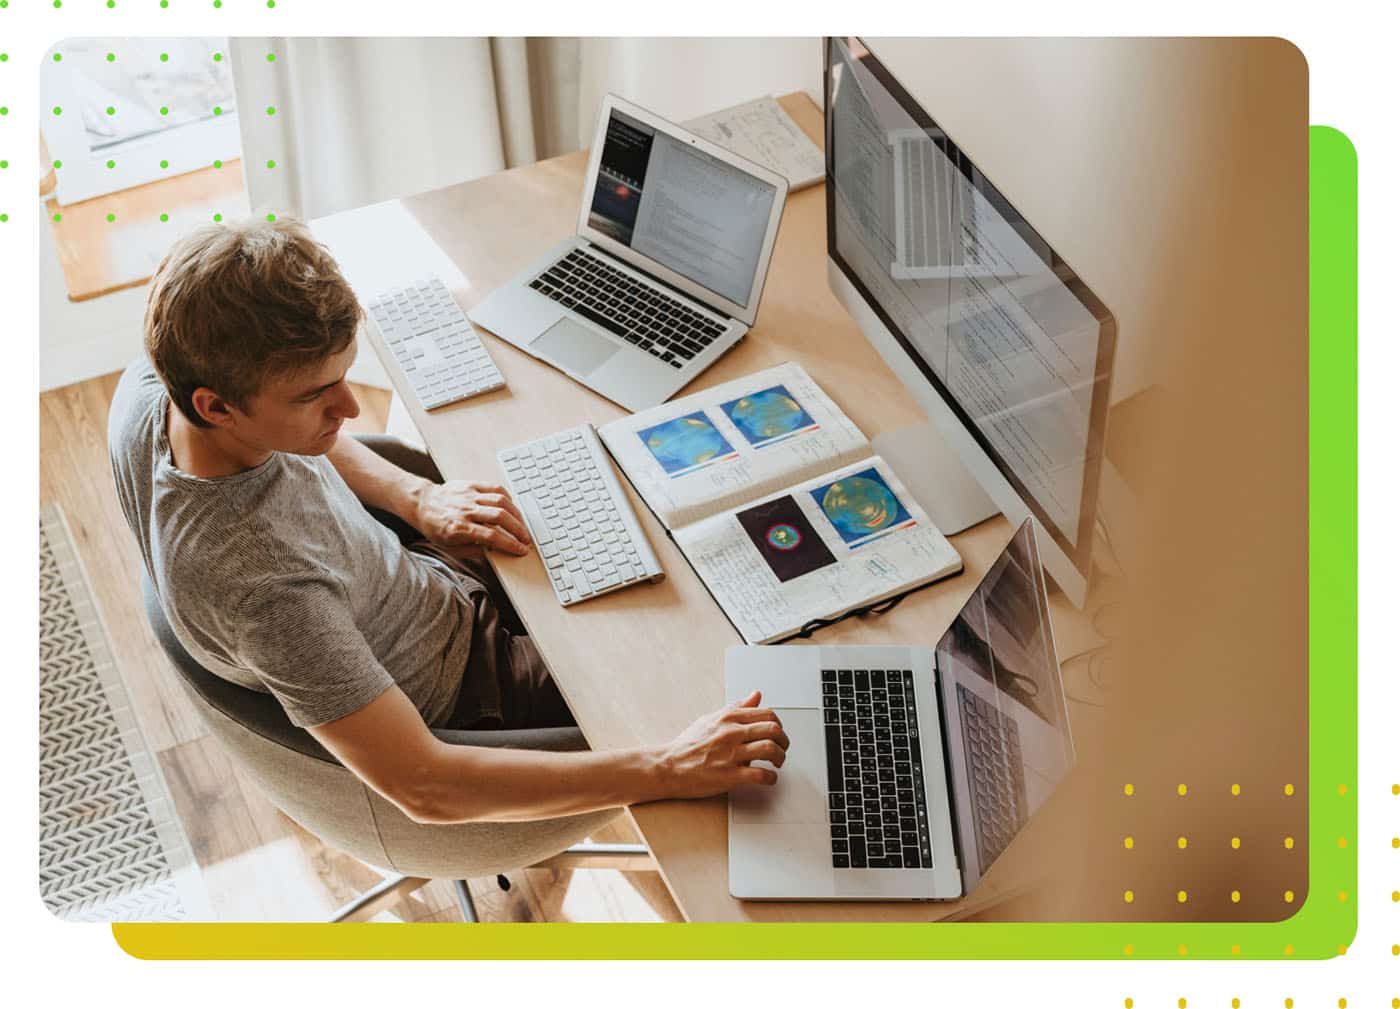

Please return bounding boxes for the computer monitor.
[823,36,1117,607]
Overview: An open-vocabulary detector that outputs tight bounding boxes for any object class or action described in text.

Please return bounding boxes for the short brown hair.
[144,215,363,427]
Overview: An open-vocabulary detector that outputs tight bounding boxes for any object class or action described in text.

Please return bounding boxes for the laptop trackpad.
[531,316,619,377]
[732,709,828,824]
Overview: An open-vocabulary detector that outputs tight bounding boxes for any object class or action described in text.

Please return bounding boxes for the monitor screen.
[587,108,779,309]
[825,37,1115,573]
[935,520,1073,873]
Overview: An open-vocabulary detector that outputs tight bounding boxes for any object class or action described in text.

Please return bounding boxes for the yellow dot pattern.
[1123,836,1133,849]
[1123,783,1134,796]
[1232,1001,1240,1009]
[1285,836,1295,849]
[1177,783,1188,796]
[1284,783,1294,795]
[1176,836,1188,849]
[1177,889,1188,903]
[1123,890,1134,904]
[1284,889,1294,903]
[1231,783,1241,795]
[1231,836,1242,849]
[1231,889,1241,903]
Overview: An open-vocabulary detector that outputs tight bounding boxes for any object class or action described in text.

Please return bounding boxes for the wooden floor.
[39,371,681,923]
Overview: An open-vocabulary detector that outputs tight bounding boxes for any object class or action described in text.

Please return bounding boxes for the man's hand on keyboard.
[413,481,533,556]
[653,691,790,798]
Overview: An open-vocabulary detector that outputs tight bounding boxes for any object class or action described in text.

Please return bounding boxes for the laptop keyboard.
[955,683,1029,869]
[528,248,728,370]
[822,669,933,870]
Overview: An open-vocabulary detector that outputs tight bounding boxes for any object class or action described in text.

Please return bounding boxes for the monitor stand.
[873,422,1000,534]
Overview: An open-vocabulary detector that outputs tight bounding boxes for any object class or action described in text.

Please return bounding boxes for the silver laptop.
[469,95,789,413]
[725,519,1074,900]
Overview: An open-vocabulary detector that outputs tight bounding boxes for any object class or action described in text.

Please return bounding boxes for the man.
[110,216,787,824]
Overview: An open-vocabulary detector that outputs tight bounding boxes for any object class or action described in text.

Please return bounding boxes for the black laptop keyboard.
[528,249,727,370]
[823,669,933,870]
[955,683,1029,869]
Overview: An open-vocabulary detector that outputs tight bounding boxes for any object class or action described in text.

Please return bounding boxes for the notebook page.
[598,362,870,530]
[674,456,963,644]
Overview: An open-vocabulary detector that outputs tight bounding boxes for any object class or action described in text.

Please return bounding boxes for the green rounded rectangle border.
[112,125,1357,961]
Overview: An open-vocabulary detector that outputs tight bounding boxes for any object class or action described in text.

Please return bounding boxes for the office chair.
[138,434,651,922]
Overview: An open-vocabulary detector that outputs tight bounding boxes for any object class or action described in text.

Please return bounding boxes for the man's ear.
[189,387,241,430]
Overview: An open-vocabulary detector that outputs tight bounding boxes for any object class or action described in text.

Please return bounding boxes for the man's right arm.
[307,684,790,824]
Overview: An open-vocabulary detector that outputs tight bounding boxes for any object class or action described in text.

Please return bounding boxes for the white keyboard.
[498,425,664,606]
[368,277,505,409]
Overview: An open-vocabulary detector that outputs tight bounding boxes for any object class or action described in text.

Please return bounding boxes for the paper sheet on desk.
[308,200,467,299]
[684,96,825,192]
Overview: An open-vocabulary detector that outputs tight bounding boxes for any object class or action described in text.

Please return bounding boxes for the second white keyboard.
[498,425,664,606]
[368,277,506,409]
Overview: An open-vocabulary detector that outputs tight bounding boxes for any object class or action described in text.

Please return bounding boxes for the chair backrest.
[142,577,617,880]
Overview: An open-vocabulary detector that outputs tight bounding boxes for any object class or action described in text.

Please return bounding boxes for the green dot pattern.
[266,159,276,169]
[0,108,8,117]
[106,159,115,169]
[160,160,169,169]
[53,213,62,223]
[213,106,222,116]
[106,53,116,63]
[0,54,7,62]
[160,53,169,62]
[213,160,222,168]
[53,160,62,169]
[214,53,223,63]
[266,213,277,221]
[52,53,62,63]
[213,213,223,222]
[160,213,169,222]
[0,214,8,223]
[53,107,62,116]
[266,106,276,116]
[106,213,115,222]
[267,53,276,62]
[106,106,115,116]
[0,161,7,169]
[161,0,168,7]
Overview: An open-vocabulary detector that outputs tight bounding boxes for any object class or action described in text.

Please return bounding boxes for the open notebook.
[599,363,963,643]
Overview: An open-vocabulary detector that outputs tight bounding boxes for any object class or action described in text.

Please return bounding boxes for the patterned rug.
[39,504,206,921]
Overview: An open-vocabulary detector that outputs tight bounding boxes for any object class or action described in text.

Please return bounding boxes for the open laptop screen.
[935,520,1074,878]
[587,108,778,309]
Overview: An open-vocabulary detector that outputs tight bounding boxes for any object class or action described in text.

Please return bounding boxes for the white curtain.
[230,37,821,223]
[229,37,582,221]
[577,38,822,131]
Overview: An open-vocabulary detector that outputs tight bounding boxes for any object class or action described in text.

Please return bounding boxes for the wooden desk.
[349,94,1105,922]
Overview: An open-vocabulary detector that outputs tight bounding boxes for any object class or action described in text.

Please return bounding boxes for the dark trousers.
[354,435,576,732]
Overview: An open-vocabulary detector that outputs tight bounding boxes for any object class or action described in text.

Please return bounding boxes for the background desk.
[350,94,1107,922]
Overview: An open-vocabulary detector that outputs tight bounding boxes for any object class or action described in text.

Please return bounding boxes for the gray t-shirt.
[108,359,480,728]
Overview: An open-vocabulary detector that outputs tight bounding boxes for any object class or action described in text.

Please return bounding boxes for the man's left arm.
[325,433,532,555]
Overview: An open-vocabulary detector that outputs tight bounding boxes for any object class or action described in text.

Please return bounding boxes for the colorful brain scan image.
[637,411,737,476]
[720,384,818,447]
[811,468,915,546]
[735,495,836,583]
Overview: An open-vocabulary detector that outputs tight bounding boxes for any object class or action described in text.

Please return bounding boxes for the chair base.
[329,843,656,923]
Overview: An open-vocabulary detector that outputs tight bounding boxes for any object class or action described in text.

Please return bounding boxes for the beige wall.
[867,38,1308,406]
